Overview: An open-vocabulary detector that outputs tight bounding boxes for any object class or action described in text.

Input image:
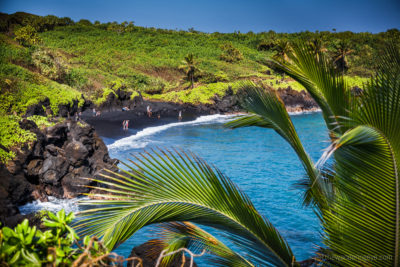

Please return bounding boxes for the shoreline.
[81,106,321,140]
[17,107,322,214]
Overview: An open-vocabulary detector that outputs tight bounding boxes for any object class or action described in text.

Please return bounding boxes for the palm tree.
[179,53,197,89]
[332,40,354,74]
[309,37,327,60]
[272,40,292,62]
[75,42,400,266]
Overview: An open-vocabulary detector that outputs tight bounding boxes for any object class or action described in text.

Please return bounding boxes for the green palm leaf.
[226,83,330,212]
[157,222,253,267]
[320,125,399,266]
[75,149,295,266]
[273,42,351,134]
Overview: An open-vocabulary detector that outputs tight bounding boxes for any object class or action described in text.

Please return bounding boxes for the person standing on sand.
[147,105,152,117]
[122,120,126,130]
[93,108,96,117]
[125,120,129,130]
[178,110,182,121]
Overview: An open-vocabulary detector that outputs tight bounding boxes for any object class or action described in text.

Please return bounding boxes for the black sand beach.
[81,109,199,139]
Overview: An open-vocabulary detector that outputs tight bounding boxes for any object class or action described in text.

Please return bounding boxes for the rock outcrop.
[0,119,117,227]
[24,96,91,117]
[127,240,198,267]
[277,87,318,112]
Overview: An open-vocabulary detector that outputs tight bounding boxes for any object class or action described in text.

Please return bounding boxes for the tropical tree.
[272,40,292,62]
[332,40,354,74]
[75,42,400,266]
[179,53,198,89]
[309,37,327,59]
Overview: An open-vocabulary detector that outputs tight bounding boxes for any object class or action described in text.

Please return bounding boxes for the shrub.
[77,19,92,26]
[26,115,55,128]
[219,42,243,62]
[0,210,114,266]
[31,48,67,81]
[14,25,41,47]
[257,40,276,51]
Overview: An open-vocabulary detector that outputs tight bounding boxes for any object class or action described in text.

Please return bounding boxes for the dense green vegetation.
[0,11,397,163]
[0,210,119,266]
[0,115,36,163]
[1,12,398,112]
[75,42,400,266]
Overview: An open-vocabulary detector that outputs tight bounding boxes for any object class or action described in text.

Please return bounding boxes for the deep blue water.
[105,112,327,263]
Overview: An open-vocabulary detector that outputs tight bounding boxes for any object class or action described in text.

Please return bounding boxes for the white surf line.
[288,108,322,115]
[18,196,89,215]
[107,114,234,151]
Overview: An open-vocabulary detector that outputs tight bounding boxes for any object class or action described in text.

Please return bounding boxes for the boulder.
[25,98,50,117]
[127,240,198,267]
[46,124,68,147]
[65,141,89,167]
[0,120,117,226]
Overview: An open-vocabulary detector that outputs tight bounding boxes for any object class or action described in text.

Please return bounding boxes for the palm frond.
[273,42,352,134]
[351,42,400,156]
[226,83,330,212]
[157,222,253,267]
[75,149,294,267]
[319,125,399,266]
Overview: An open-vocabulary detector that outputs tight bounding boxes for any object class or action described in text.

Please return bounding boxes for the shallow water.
[20,112,327,263]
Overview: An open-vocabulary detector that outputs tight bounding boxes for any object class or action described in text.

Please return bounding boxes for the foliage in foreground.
[0,210,118,266]
[75,41,400,266]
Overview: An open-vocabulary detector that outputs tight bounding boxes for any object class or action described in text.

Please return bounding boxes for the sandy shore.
[81,109,199,138]
[81,106,321,139]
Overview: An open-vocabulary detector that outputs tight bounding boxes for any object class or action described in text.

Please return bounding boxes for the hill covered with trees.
[0,11,399,162]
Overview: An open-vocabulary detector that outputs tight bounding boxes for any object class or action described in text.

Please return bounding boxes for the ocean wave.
[19,196,87,215]
[288,109,322,115]
[108,114,233,151]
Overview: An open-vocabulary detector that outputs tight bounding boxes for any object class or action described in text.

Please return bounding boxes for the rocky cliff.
[0,119,117,227]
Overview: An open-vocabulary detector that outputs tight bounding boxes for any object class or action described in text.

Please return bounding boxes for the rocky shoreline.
[0,119,117,227]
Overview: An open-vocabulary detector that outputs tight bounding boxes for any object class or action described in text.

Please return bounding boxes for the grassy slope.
[0,21,379,162]
[36,25,369,104]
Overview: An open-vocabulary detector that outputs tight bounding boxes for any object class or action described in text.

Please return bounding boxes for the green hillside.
[2,12,397,114]
[0,12,398,162]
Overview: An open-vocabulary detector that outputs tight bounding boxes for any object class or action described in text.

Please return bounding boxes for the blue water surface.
[104,112,327,263]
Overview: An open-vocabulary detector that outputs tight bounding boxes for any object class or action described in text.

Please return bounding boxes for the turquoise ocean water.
[106,112,327,262]
[21,112,327,264]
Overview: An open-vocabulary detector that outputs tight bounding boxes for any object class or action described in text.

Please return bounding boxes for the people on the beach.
[122,106,130,111]
[157,113,161,119]
[122,120,130,131]
[178,110,182,121]
[92,108,96,117]
[96,111,101,116]
[147,105,152,117]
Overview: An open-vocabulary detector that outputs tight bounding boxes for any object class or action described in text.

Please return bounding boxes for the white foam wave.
[288,109,321,115]
[108,114,233,151]
[19,196,87,215]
